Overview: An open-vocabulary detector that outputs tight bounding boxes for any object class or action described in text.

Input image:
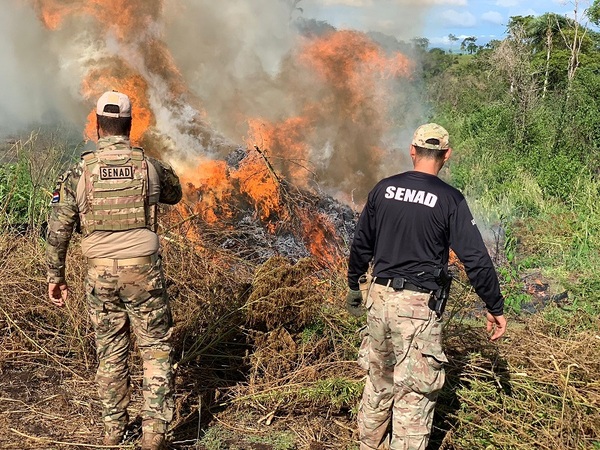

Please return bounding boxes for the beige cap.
[412,123,450,150]
[96,91,131,118]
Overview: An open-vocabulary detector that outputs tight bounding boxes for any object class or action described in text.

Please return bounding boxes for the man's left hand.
[346,289,364,317]
[48,282,68,307]
[486,313,507,341]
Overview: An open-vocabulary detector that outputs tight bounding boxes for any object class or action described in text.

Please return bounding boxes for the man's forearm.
[47,240,69,283]
[46,218,74,283]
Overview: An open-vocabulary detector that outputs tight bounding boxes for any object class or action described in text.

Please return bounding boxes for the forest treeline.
[415,8,600,313]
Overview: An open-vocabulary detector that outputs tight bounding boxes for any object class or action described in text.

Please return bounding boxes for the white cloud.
[482,11,504,25]
[425,0,468,5]
[518,8,538,16]
[495,0,520,6]
[321,0,373,5]
[428,36,451,46]
[441,9,477,27]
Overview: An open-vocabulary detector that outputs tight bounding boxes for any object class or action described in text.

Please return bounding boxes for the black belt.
[373,277,431,294]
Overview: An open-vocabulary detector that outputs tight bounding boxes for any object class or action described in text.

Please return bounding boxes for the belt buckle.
[391,278,405,290]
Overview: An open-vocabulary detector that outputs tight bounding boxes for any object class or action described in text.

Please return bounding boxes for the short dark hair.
[414,145,448,162]
[96,104,132,137]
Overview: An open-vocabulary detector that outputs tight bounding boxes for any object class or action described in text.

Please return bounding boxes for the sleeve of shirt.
[347,190,377,290]
[46,169,80,284]
[449,199,504,315]
[148,157,183,205]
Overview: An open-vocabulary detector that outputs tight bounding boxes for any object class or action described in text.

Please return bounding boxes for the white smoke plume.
[0,0,434,202]
[0,2,87,133]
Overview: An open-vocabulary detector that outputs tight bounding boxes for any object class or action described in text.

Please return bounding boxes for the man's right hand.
[48,282,68,307]
[486,313,507,341]
[346,289,364,317]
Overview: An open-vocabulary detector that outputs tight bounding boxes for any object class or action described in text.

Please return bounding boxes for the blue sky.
[299,0,586,48]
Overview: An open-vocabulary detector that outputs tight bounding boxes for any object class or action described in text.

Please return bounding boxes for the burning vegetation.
[29,0,417,203]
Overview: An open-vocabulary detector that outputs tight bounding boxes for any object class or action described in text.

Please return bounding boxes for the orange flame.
[244,30,414,199]
[30,0,202,147]
[299,211,343,267]
[180,150,344,267]
[246,116,315,189]
[183,29,413,265]
[31,0,163,40]
[180,160,234,224]
[300,30,413,91]
[233,150,286,227]
[31,2,414,268]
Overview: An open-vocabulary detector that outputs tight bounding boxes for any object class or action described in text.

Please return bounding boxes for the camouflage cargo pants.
[85,255,174,436]
[357,282,447,450]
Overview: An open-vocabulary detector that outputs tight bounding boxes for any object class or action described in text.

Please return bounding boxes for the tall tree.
[557,0,588,88]
[541,15,554,97]
[461,36,477,54]
[448,33,459,52]
[490,24,538,141]
[411,37,430,53]
[507,13,583,93]
[507,13,570,51]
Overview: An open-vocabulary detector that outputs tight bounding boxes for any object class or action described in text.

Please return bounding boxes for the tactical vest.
[80,148,155,235]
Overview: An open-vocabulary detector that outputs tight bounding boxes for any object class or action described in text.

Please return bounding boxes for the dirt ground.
[0,358,358,449]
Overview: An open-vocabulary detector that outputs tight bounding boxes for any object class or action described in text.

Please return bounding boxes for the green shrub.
[0,129,80,230]
[0,162,34,226]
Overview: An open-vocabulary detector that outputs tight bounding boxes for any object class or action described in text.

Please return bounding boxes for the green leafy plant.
[0,129,80,231]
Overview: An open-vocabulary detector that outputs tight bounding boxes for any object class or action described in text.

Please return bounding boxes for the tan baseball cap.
[96,91,132,118]
[412,123,450,150]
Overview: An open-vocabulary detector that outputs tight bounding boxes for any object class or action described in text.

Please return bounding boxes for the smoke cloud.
[1,0,434,203]
[0,2,88,133]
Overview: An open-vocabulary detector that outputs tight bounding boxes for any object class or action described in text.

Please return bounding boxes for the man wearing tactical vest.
[46,91,182,450]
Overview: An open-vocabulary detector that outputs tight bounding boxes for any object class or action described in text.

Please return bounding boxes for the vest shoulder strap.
[131,147,145,161]
[82,152,97,166]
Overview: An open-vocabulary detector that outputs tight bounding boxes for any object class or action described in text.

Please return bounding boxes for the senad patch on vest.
[99,166,134,179]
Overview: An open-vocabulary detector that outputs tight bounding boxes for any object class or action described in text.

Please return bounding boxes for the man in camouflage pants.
[346,123,507,449]
[47,91,182,450]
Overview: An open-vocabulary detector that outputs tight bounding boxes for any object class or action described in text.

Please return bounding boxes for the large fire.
[246,31,414,199]
[28,0,415,267]
[29,0,214,151]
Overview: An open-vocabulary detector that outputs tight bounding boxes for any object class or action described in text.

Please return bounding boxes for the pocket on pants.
[85,277,95,296]
[406,339,447,394]
[357,326,370,371]
[145,258,166,297]
[141,301,172,339]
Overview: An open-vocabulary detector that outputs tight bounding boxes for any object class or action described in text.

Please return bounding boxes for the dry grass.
[0,230,99,449]
[0,225,599,449]
[436,315,600,450]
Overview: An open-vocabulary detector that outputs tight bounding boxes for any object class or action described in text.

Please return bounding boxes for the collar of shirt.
[97,135,131,151]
